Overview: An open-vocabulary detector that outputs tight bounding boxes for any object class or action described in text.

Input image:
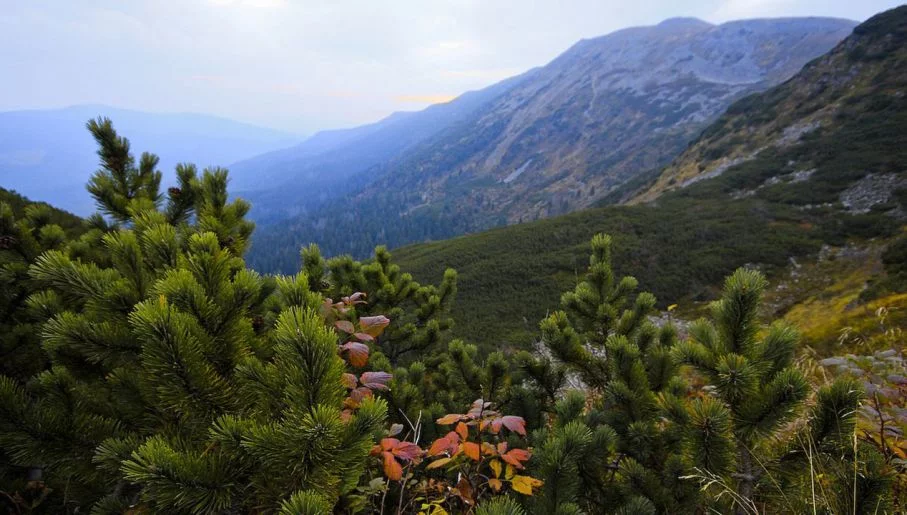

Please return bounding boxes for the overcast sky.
[1,0,902,134]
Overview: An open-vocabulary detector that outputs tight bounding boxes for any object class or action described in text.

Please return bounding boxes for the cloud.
[207,0,287,8]
[440,68,523,80]
[394,94,457,104]
[711,0,788,20]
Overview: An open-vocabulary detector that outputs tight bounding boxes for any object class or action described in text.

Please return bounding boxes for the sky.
[0,0,902,135]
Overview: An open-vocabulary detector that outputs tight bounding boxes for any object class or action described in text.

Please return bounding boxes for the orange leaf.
[462,442,480,461]
[426,457,452,470]
[481,442,497,456]
[456,422,469,440]
[436,414,462,425]
[488,478,503,492]
[381,438,400,451]
[428,436,451,457]
[382,452,402,480]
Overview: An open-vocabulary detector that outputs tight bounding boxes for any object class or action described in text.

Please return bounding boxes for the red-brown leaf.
[436,414,462,425]
[455,476,475,505]
[501,416,526,435]
[334,320,355,334]
[350,387,373,403]
[353,332,374,342]
[501,448,531,469]
[360,371,392,390]
[359,315,390,337]
[392,441,422,461]
[340,342,370,367]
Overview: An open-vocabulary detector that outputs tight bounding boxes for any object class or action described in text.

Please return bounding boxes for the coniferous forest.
[3,4,907,515]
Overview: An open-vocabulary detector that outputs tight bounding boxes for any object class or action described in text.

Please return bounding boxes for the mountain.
[384,6,907,350]
[229,73,534,223]
[0,105,298,215]
[247,16,856,270]
[630,6,907,204]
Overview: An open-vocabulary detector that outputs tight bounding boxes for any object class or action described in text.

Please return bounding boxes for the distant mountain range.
[0,105,299,215]
[229,73,532,223]
[245,15,857,271]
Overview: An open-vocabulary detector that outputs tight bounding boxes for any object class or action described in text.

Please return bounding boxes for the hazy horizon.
[2,0,903,134]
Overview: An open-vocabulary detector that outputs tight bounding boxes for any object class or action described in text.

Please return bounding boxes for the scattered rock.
[840,173,905,214]
[776,121,821,146]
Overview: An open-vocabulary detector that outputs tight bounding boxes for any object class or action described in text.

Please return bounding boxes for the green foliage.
[476,496,527,515]
[391,196,824,352]
[0,120,384,513]
[676,268,889,513]
[2,99,904,512]
[518,234,694,513]
[305,245,457,365]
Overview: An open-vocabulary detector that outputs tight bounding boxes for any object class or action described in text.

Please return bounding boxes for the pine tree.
[0,202,73,382]
[301,244,465,438]
[675,268,890,513]
[0,199,84,507]
[303,244,456,365]
[0,119,384,513]
[519,234,694,513]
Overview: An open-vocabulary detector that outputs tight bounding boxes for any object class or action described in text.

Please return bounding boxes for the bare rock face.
[840,173,906,213]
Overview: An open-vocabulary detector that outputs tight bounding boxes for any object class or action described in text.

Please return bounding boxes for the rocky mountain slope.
[631,6,907,204]
[248,16,856,268]
[372,16,856,222]
[0,105,298,215]
[384,6,907,350]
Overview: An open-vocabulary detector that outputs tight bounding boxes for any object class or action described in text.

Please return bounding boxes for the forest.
[0,119,904,514]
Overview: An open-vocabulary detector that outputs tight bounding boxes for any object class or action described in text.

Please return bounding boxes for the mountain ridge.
[247,15,857,270]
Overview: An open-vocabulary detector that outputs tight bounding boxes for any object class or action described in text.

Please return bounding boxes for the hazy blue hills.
[0,105,299,215]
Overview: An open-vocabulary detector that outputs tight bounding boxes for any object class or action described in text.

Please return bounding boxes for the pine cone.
[0,234,17,250]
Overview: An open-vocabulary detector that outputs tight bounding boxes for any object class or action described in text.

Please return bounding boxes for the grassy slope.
[394,195,825,350]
